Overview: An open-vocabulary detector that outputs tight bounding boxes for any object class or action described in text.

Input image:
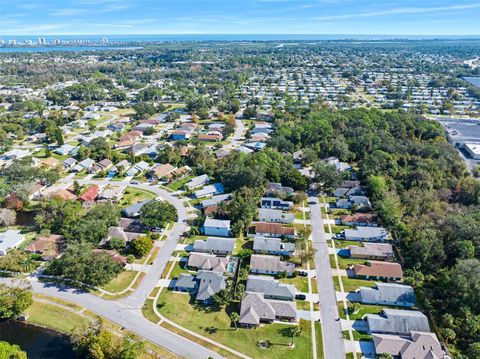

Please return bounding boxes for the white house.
[0,230,25,256]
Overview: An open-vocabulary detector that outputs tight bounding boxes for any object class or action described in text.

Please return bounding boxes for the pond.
[0,320,77,358]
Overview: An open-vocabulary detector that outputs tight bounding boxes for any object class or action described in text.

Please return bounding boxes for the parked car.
[295,294,306,300]
[298,271,308,277]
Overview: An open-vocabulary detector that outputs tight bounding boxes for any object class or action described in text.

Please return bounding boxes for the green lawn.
[280,277,309,293]
[25,301,92,334]
[167,176,195,191]
[182,235,208,245]
[331,240,362,249]
[101,270,137,293]
[142,299,161,323]
[329,254,369,270]
[327,225,351,234]
[118,187,156,207]
[156,290,314,359]
[342,330,372,342]
[315,322,324,359]
[334,277,376,292]
[169,261,194,279]
[234,235,253,255]
[338,303,384,320]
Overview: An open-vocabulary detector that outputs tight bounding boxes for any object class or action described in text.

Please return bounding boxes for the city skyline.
[1,0,480,36]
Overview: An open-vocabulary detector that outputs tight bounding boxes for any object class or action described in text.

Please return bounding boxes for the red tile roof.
[78,185,99,203]
[354,261,403,279]
[255,222,295,236]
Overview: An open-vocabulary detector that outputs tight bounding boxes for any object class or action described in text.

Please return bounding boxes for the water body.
[464,77,480,89]
[0,321,77,359]
[0,46,140,53]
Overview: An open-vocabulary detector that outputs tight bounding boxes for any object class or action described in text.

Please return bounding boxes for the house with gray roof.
[187,252,230,273]
[62,157,77,169]
[258,208,294,224]
[193,237,235,255]
[0,230,25,256]
[122,199,151,218]
[348,243,394,261]
[194,183,224,199]
[196,271,227,303]
[366,309,430,335]
[185,174,210,190]
[203,218,231,237]
[250,254,295,276]
[201,193,231,208]
[174,270,227,304]
[349,195,372,208]
[246,275,295,301]
[239,292,297,328]
[253,237,295,256]
[373,331,445,359]
[344,227,389,242]
[358,283,415,308]
[260,197,293,210]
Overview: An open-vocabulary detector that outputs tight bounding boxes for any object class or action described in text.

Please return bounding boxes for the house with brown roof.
[198,133,223,141]
[40,157,60,169]
[354,261,403,281]
[254,222,295,239]
[151,163,177,180]
[49,189,76,201]
[94,249,127,266]
[340,213,378,227]
[78,185,99,205]
[25,235,65,260]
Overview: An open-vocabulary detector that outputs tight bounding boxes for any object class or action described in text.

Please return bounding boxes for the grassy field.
[280,276,309,293]
[334,277,376,292]
[233,235,253,255]
[25,300,92,334]
[167,176,195,191]
[342,330,372,341]
[118,187,156,207]
[142,299,161,323]
[169,260,193,279]
[329,254,368,269]
[331,240,362,249]
[101,270,138,293]
[157,290,314,359]
[338,303,384,320]
[315,322,325,359]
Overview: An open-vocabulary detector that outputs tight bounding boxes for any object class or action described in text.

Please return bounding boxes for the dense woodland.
[268,108,480,357]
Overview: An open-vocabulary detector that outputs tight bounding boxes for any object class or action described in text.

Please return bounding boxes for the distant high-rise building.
[0,39,4,45]
[54,39,61,45]
[38,37,47,45]
[102,37,109,44]
[8,39,16,45]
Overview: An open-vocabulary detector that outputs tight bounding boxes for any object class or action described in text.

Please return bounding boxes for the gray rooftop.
[239,292,296,326]
[187,252,229,272]
[193,237,235,253]
[367,309,430,335]
[246,275,295,300]
[195,270,227,302]
[253,237,295,253]
[359,283,415,307]
[201,193,231,208]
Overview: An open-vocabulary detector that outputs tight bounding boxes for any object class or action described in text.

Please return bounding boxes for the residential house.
[253,237,295,256]
[349,195,372,208]
[340,213,378,227]
[193,237,235,255]
[358,283,415,308]
[354,261,403,281]
[78,185,99,205]
[203,218,231,237]
[107,227,142,243]
[254,222,295,239]
[366,309,430,335]
[198,133,222,141]
[260,197,293,210]
[108,122,125,132]
[73,158,95,172]
[239,292,297,328]
[201,194,231,208]
[49,189,76,201]
[373,331,445,359]
[62,157,77,170]
[265,182,294,197]
[40,157,60,170]
[55,144,76,156]
[97,186,124,203]
[185,174,210,190]
[25,235,65,260]
[348,243,394,261]
[94,249,127,266]
[194,183,224,198]
[122,199,151,218]
[0,230,25,256]
[249,254,295,276]
[344,227,389,242]
[246,275,295,300]
[187,252,230,273]
[258,208,294,224]
[175,270,227,304]
[151,163,177,181]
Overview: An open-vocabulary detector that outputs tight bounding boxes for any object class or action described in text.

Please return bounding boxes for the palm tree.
[290,326,302,347]
[230,312,240,330]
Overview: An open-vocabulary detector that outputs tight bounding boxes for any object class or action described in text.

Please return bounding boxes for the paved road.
[222,117,245,150]
[309,196,345,359]
[10,179,222,359]
[2,277,221,359]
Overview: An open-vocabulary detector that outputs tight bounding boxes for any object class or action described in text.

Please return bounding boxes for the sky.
[0,0,479,36]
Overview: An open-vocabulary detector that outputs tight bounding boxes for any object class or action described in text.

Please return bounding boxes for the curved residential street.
[2,180,223,359]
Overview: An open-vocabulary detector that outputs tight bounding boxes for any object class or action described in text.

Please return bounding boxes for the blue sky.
[1,0,479,35]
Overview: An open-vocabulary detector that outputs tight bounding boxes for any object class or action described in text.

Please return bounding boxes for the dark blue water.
[0,46,140,53]
[464,77,480,89]
[0,321,76,359]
